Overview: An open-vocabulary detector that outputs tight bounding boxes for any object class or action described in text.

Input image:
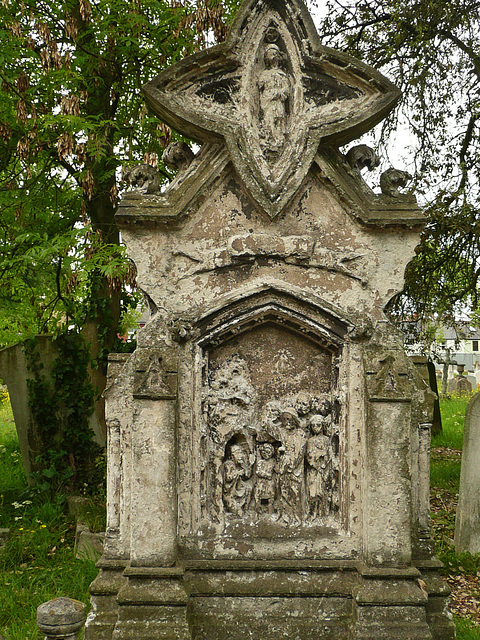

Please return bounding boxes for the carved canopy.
[143,0,400,218]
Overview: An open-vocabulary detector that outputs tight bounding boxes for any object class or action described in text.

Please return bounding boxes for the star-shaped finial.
[143,0,400,219]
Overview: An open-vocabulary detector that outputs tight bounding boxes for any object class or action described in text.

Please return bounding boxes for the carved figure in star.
[258,44,291,150]
[277,408,307,524]
[222,442,253,517]
[306,414,332,520]
[254,442,277,515]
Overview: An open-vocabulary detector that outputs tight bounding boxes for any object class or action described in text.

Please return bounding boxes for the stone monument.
[448,364,473,395]
[455,392,480,554]
[85,0,455,638]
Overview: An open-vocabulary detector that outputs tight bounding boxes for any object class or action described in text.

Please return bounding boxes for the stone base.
[85,559,128,640]
[111,567,191,640]
[353,565,432,640]
[417,560,456,640]
[85,560,456,640]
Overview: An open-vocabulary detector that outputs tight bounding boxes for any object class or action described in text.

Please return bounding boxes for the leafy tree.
[0,0,232,434]
[319,0,480,331]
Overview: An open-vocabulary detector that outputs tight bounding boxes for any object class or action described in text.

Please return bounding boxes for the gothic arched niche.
[198,318,342,536]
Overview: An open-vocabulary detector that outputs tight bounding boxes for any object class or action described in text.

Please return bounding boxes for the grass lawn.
[1,391,480,638]
[0,396,98,639]
[432,393,480,638]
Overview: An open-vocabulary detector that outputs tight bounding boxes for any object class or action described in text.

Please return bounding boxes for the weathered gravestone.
[448,364,473,395]
[85,0,456,638]
[455,392,480,554]
[0,337,104,478]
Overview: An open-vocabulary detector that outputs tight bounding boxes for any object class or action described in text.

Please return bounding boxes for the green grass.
[0,397,98,639]
[434,393,480,639]
[434,395,468,450]
[456,618,480,640]
[1,392,480,638]
[431,395,468,494]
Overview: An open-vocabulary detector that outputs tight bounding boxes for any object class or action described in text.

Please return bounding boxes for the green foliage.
[320,0,480,324]
[0,395,100,639]
[0,0,238,351]
[431,395,480,638]
[25,332,102,494]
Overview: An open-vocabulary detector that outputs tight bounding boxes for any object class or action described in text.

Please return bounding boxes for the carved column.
[129,346,178,567]
[363,338,413,566]
[418,422,432,536]
[85,354,131,640]
[111,345,191,640]
[105,419,121,549]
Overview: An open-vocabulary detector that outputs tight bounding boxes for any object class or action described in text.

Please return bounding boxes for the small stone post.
[36,597,86,639]
[441,348,451,395]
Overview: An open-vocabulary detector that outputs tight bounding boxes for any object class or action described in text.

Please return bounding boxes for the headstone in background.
[455,392,480,553]
[449,364,473,394]
[0,337,104,478]
[427,359,442,436]
[85,0,455,638]
[467,374,477,389]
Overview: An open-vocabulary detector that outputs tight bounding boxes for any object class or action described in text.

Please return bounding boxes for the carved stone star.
[143,0,400,219]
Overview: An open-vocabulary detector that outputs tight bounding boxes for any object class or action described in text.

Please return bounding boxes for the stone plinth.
[455,392,480,553]
[85,0,455,638]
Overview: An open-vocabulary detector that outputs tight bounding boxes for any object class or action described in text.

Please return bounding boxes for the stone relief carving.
[380,168,412,197]
[162,141,195,173]
[258,41,291,155]
[133,351,175,399]
[345,144,380,173]
[143,0,401,218]
[203,354,340,526]
[123,164,160,194]
[173,234,368,286]
[222,439,254,517]
[253,442,276,515]
[365,352,412,401]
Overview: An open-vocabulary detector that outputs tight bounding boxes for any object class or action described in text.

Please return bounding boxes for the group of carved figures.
[203,356,339,525]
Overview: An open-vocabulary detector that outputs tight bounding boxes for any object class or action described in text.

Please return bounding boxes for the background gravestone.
[85,0,456,638]
[0,337,104,479]
[455,392,480,553]
[449,365,473,395]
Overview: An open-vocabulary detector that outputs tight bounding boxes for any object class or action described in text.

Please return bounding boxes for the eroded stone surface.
[455,392,480,554]
[85,0,455,638]
[142,0,400,219]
